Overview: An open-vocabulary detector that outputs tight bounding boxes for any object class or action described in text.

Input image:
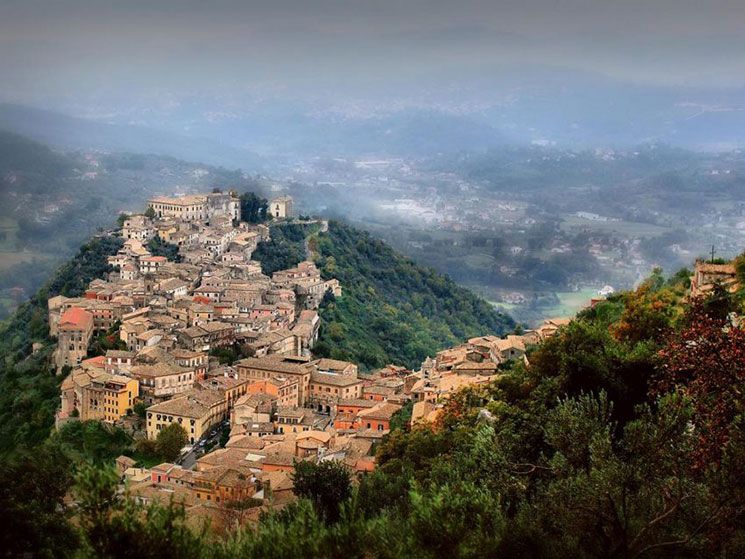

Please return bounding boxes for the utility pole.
[710,244,716,263]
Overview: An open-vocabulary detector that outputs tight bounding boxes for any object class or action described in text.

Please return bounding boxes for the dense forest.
[251,222,319,275]
[311,221,515,369]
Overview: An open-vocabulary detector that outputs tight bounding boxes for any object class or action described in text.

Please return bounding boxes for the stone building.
[690,259,740,298]
[54,307,95,371]
[147,192,240,223]
[269,196,293,219]
[59,369,139,423]
[148,195,209,221]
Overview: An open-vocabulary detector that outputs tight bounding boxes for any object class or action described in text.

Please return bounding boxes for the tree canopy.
[239,192,269,224]
[291,460,353,523]
[155,424,189,462]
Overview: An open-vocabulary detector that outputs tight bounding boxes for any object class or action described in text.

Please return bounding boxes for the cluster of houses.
[49,191,415,522]
[409,319,570,423]
[124,357,414,519]
[53,192,337,429]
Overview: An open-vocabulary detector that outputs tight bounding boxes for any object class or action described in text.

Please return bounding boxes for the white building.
[270,196,294,219]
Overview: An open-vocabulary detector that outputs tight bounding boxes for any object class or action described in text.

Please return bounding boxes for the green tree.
[529,319,655,424]
[75,463,121,555]
[144,206,156,219]
[389,400,413,432]
[292,460,352,523]
[251,222,317,275]
[521,393,717,559]
[239,192,269,224]
[210,344,242,365]
[155,423,189,461]
[134,401,149,419]
[51,420,132,464]
[408,482,505,558]
[147,236,182,262]
[0,445,78,558]
[75,463,208,558]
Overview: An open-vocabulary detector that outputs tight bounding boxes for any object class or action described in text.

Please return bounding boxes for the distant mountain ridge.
[0,129,265,319]
[0,103,263,169]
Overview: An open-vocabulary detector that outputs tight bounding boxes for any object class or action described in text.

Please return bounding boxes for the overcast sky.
[2,0,745,103]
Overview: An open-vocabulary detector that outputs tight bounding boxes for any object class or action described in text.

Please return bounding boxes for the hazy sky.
[2,0,745,103]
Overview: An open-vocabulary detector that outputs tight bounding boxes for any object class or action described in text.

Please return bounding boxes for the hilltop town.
[6,3,745,554]
[46,190,570,523]
[43,187,743,530]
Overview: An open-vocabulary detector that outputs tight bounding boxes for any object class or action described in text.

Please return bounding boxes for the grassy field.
[551,288,599,316]
[490,287,599,326]
[464,253,496,269]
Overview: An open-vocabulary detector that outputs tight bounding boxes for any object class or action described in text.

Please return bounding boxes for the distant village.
[49,189,734,526]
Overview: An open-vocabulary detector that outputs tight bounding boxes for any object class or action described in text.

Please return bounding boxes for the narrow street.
[175,420,228,469]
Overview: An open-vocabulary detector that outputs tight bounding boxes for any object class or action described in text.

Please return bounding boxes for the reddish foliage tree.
[655,300,745,469]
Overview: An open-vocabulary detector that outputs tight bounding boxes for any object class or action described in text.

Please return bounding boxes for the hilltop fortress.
[147,191,241,223]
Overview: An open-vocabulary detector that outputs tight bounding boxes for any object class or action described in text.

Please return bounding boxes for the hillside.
[0,130,267,319]
[252,221,515,369]
[313,222,514,368]
[0,103,263,169]
[1,217,511,456]
[4,242,745,557]
[0,235,123,455]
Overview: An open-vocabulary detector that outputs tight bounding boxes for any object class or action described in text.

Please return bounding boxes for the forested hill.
[311,221,514,369]
[250,220,514,369]
[0,235,123,455]
[0,218,510,456]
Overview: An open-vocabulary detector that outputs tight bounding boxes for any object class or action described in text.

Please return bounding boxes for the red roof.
[59,307,94,331]
[82,355,106,368]
[355,458,376,472]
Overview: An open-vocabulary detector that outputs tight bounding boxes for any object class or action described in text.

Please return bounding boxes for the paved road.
[175,420,228,469]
